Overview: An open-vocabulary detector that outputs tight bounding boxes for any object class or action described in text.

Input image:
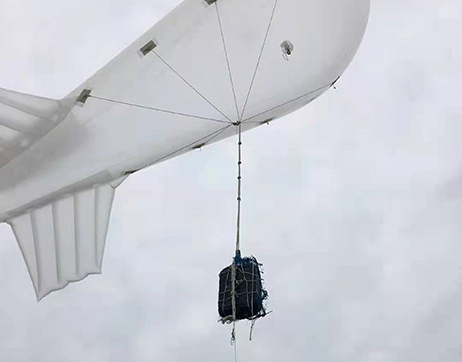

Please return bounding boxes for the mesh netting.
[218,255,268,322]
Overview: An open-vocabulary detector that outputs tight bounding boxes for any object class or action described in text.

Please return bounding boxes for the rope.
[148,124,230,165]
[240,0,279,121]
[231,262,237,322]
[250,260,255,338]
[150,50,233,124]
[215,2,240,122]
[129,124,232,173]
[242,79,339,124]
[88,95,230,124]
[232,324,238,362]
[250,319,256,341]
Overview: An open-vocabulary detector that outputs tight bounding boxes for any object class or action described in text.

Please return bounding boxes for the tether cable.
[215,2,240,123]
[150,50,234,124]
[127,124,232,173]
[240,0,279,121]
[242,78,339,124]
[88,95,230,124]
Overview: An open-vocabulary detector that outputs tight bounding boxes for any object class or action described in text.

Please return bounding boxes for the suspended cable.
[240,0,279,121]
[232,325,238,362]
[134,124,232,172]
[215,2,240,122]
[88,95,230,124]
[150,50,234,124]
[242,79,338,124]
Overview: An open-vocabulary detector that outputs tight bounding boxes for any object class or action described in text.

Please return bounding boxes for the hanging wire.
[127,124,232,174]
[232,323,238,362]
[240,0,279,121]
[215,2,240,122]
[88,95,230,124]
[147,124,231,166]
[150,50,234,124]
[242,78,339,124]
[249,260,255,341]
[250,319,257,341]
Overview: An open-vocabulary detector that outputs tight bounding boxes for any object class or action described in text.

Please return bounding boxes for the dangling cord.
[231,322,238,362]
[250,319,256,341]
[231,262,237,328]
[249,261,256,341]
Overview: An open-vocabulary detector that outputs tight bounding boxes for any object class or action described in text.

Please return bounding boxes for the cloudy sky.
[1,0,462,361]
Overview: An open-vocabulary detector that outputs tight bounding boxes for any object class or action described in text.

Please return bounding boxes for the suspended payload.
[218,251,268,322]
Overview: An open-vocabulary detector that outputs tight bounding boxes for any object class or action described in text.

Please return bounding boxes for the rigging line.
[150,50,234,124]
[215,2,240,122]
[230,321,238,362]
[239,0,279,121]
[242,79,337,124]
[233,326,238,362]
[89,95,230,124]
[138,124,232,170]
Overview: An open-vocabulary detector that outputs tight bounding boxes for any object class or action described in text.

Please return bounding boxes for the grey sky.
[1,0,462,361]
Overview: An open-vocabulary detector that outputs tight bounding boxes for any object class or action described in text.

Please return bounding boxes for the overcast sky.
[1,0,462,361]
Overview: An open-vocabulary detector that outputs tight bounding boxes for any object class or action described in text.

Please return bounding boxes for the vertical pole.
[236,122,242,255]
